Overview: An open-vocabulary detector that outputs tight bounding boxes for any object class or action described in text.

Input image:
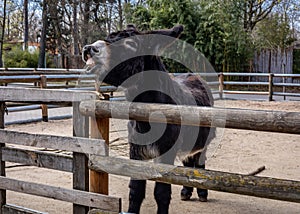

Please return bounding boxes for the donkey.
[82,25,215,214]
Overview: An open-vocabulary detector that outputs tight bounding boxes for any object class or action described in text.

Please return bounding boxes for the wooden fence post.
[268,73,274,101]
[73,102,89,214]
[90,96,109,196]
[0,102,6,214]
[33,68,38,87]
[218,73,224,99]
[40,75,48,122]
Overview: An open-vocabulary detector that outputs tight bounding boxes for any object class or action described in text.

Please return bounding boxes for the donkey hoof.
[181,192,192,201]
[198,196,208,202]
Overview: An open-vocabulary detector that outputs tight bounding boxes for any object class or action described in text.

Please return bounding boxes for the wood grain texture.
[73,102,90,214]
[90,117,109,195]
[40,75,48,122]
[89,155,300,203]
[2,204,47,214]
[0,129,106,156]
[80,100,300,134]
[0,87,98,103]
[0,176,121,212]
[0,102,6,213]
[2,147,73,172]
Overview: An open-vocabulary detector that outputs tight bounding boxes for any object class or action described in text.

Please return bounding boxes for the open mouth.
[86,57,95,67]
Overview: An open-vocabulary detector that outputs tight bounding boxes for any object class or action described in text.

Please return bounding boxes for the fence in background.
[1,68,300,124]
[218,72,300,101]
[0,68,117,123]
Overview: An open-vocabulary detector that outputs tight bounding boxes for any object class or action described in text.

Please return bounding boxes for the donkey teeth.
[86,58,95,66]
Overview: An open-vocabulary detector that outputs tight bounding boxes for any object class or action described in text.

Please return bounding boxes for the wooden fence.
[79,99,300,206]
[219,72,300,101]
[1,69,300,124]
[0,87,121,214]
[0,69,117,123]
[0,86,299,213]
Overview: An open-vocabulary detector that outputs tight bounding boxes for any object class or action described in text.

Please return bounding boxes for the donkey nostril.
[91,46,99,53]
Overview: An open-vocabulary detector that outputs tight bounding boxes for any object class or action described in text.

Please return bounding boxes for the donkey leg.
[128,140,147,214]
[194,152,208,202]
[128,179,146,214]
[154,182,171,214]
[154,152,175,214]
[181,156,194,200]
[196,164,208,202]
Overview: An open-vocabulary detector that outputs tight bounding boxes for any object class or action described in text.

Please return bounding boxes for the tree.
[0,0,7,67]
[24,0,29,50]
[254,13,295,50]
[73,0,80,55]
[242,0,281,32]
[38,0,48,68]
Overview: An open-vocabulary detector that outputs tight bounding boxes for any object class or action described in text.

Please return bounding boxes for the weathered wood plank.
[0,176,121,212]
[90,117,109,195]
[0,130,106,155]
[80,100,300,134]
[40,75,48,122]
[89,155,300,203]
[2,147,73,172]
[0,87,98,103]
[2,204,46,214]
[88,209,119,214]
[0,102,6,214]
[0,76,40,83]
[73,102,90,214]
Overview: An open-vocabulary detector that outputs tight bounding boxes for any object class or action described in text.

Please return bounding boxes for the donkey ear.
[147,25,184,38]
[126,24,137,31]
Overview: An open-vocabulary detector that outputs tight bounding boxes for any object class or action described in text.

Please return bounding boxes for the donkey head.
[82,25,183,87]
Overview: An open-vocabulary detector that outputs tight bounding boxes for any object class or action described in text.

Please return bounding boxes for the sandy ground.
[4,100,300,214]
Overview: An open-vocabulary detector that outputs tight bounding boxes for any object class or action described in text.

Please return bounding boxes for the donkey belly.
[128,121,181,160]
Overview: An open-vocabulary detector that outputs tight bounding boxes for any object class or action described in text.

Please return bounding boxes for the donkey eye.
[124,39,138,51]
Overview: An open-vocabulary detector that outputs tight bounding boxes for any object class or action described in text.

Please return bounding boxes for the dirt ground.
[4,100,300,214]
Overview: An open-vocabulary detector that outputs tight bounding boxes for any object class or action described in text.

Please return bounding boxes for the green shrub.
[3,47,54,68]
[4,47,39,68]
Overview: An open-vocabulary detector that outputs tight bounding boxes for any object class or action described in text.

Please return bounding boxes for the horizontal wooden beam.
[223,90,269,95]
[89,155,300,203]
[80,100,300,134]
[88,209,119,214]
[2,204,47,214]
[0,176,121,212]
[0,130,106,156]
[2,147,73,172]
[0,87,98,103]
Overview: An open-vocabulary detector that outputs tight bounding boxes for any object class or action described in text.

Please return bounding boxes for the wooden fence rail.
[79,100,300,134]
[89,155,300,203]
[0,176,121,212]
[219,72,300,100]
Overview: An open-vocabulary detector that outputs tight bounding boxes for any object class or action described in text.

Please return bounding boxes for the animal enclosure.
[0,86,299,214]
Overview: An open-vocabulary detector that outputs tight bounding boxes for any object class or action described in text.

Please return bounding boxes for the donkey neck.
[125,56,177,104]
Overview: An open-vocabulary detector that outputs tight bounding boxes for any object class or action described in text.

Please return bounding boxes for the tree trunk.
[24,0,29,51]
[82,0,91,45]
[73,0,79,55]
[38,0,48,68]
[118,0,123,30]
[0,0,7,68]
